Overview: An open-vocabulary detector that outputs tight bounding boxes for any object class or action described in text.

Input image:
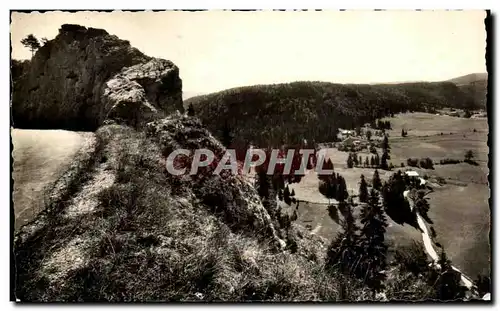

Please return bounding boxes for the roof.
[341,137,355,145]
[405,170,419,177]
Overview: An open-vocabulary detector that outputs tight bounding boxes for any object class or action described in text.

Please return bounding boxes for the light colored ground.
[382,112,488,138]
[12,129,96,230]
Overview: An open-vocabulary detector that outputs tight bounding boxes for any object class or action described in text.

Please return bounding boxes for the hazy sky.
[11,10,487,95]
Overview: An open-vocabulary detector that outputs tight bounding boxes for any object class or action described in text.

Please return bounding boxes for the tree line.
[185,80,478,148]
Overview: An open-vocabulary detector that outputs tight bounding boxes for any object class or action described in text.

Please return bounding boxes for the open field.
[427,183,490,277]
[11,129,95,230]
[290,112,490,279]
[382,112,488,138]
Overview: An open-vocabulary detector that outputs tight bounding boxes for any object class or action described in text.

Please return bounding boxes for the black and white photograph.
[10,9,491,302]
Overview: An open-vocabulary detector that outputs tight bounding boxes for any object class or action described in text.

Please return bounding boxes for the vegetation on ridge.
[185,81,481,147]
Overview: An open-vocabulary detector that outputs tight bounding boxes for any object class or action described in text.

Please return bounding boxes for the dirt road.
[12,129,96,230]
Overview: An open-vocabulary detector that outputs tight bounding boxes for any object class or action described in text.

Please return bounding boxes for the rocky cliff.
[12,24,183,130]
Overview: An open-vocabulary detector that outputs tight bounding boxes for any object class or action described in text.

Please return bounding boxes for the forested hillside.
[447,73,488,109]
[185,81,477,147]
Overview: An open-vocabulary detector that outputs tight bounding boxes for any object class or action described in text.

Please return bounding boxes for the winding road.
[404,190,475,290]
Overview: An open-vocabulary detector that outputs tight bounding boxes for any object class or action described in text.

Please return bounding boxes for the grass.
[289,112,490,287]
[382,112,488,138]
[384,113,490,278]
[12,121,364,301]
[14,114,479,301]
[427,184,490,277]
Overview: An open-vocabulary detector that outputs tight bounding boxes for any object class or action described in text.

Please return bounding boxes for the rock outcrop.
[12,24,183,130]
[146,113,286,249]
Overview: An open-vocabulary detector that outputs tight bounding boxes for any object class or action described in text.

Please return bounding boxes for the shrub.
[407,158,419,167]
[439,158,461,165]
[419,158,434,169]
[393,241,430,276]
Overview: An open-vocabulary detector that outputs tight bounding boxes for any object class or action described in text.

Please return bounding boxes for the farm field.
[382,112,488,138]
[290,112,490,279]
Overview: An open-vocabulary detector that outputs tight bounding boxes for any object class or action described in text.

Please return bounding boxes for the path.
[404,190,476,290]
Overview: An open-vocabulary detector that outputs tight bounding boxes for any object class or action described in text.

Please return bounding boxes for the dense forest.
[185,80,484,148]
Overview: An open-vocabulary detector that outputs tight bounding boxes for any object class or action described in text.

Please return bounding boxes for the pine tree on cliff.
[21,34,41,58]
[358,188,388,293]
[372,169,382,191]
[187,103,195,116]
[327,202,360,275]
[359,175,369,203]
[221,120,233,148]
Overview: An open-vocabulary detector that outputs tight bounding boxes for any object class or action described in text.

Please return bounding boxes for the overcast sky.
[11,10,487,95]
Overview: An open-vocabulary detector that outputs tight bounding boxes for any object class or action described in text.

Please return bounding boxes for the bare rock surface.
[12,24,183,130]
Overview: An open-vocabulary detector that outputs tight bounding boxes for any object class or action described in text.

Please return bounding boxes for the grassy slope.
[185,81,475,147]
[14,115,443,302]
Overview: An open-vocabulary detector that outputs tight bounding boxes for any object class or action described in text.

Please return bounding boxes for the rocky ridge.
[12,24,183,130]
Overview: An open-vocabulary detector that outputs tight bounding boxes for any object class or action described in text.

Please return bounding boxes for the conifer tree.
[327,202,360,274]
[221,120,233,148]
[336,175,349,202]
[382,135,390,151]
[434,248,467,300]
[359,156,363,167]
[375,153,380,167]
[359,174,369,203]
[187,103,195,116]
[358,188,388,293]
[284,185,292,205]
[347,154,354,168]
[381,150,389,170]
[372,169,382,191]
[256,167,270,198]
[370,156,375,167]
[21,34,41,57]
[318,158,334,181]
[365,156,369,168]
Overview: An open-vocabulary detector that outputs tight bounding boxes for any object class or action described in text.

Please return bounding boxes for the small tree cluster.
[407,157,434,169]
[327,187,389,294]
[376,120,392,130]
[319,171,349,204]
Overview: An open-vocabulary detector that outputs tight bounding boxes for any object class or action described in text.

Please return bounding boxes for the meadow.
[289,112,490,278]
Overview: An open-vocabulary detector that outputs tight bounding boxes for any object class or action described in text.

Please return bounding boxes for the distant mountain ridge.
[446,73,488,86]
[446,73,488,109]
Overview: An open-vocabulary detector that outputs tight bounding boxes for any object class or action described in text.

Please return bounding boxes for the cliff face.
[12,24,183,130]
